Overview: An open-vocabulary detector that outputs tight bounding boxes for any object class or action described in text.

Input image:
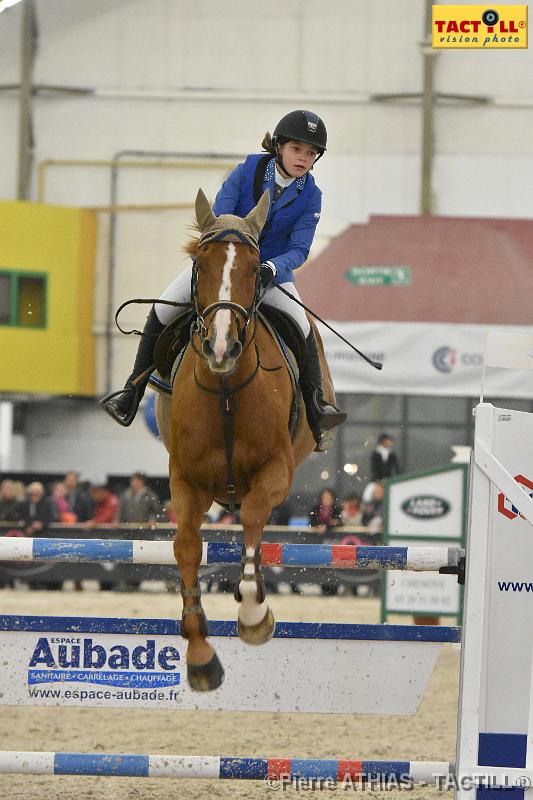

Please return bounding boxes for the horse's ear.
[195,189,217,232]
[245,189,270,240]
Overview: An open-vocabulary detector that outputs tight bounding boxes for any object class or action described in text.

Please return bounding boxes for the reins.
[114,298,191,336]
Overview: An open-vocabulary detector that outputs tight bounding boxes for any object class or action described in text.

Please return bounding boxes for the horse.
[155,188,339,691]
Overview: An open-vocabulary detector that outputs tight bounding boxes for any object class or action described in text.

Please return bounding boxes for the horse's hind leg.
[236,457,291,645]
[170,475,224,691]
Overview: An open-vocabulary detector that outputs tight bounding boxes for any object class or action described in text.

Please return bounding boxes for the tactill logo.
[432,4,528,49]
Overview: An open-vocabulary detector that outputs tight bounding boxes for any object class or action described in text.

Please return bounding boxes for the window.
[0,275,10,325]
[0,271,47,328]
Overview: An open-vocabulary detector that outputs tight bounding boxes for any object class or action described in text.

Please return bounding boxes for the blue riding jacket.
[212,154,322,286]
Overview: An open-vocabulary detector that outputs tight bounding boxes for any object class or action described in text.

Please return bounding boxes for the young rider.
[101,110,346,448]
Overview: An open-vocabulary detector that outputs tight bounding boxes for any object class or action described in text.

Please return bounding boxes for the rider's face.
[277,140,318,178]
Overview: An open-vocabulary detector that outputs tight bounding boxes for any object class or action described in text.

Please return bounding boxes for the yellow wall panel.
[0,202,97,396]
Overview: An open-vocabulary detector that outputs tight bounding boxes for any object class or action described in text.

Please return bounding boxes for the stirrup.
[99,386,139,427]
[312,389,347,431]
[313,429,337,453]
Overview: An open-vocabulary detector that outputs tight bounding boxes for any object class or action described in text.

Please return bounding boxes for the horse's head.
[191,188,270,375]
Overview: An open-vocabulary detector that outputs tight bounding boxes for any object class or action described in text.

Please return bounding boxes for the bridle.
[189,229,263,363]
[188,228,277,511]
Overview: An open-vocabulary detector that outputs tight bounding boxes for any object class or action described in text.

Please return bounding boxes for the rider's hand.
[259,261,276,288]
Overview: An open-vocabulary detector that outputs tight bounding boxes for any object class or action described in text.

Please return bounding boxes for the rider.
[101,110,347,448]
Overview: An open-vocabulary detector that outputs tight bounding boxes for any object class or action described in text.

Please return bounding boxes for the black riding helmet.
[272,110,327,173]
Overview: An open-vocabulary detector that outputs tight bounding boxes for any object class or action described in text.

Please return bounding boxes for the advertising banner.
[0,616,455,716]
[318,321,533,398]
[382,464,467,621]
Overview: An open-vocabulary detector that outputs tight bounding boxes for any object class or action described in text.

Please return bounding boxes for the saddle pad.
[149,319,300,440]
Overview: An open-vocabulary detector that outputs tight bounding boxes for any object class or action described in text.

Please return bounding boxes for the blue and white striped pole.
[0,751,453,782]
[0,537,463,572]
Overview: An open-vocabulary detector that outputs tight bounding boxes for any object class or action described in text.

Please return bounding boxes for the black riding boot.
[300,329,347,451]
[100,307,165,427]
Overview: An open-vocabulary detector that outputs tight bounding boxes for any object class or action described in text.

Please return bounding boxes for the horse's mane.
[183,222,200,258]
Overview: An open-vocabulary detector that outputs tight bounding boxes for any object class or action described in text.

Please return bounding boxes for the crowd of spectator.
[0,433,401,538]
[0,434,402,597]
[0,471,166,532]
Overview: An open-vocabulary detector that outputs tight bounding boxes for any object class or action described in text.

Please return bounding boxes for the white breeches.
[154,265,311,338]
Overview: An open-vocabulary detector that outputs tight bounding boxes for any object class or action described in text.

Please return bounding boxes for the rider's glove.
[259,261,276,288]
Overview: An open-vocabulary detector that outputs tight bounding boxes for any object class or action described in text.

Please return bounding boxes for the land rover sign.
[401,495,450,519]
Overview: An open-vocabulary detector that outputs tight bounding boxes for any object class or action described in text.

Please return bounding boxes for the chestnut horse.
[156,189,338,691]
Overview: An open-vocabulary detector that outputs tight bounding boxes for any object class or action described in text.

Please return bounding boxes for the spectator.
[370,433,400,481]
[309,488,342,534]
[118,472,161,523]
[340,494,362,527]
[308,487,342,597]
[0,479,23,522]
[63,471,93,522]
[361,482,385,534]
[50,481,78,523]
[19,482,55,535]
[82,485,118,529]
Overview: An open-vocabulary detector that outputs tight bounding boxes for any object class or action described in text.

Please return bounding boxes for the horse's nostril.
[230,341,242,359]
[202,339,214,357]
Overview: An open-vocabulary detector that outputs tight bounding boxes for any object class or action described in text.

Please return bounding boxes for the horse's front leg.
[170,473,224,692]
[236,456,292,645]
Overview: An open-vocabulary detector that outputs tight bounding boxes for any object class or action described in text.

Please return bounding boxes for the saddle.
[149,306,305,442]
[259,305,306,368]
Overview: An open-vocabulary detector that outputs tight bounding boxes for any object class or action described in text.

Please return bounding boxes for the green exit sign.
[345,266,412,286]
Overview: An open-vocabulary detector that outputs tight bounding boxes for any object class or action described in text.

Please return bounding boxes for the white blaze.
[213,243,236,361]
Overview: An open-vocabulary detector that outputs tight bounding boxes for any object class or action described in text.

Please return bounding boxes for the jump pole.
[0,751,452,782]
[0,537,464,573]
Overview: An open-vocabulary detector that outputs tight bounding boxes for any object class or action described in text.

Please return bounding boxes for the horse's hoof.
[238,606,276,645]
[186,652,225,692]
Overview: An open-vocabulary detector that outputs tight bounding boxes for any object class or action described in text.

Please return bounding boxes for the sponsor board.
[382,540,462,616]
[382,464,467,621]
[0,617,449,716]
